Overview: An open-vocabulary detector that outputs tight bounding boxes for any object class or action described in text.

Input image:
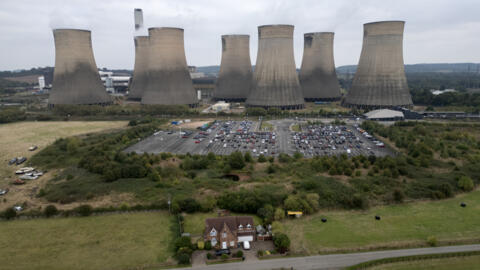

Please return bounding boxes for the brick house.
[204,216,256,249]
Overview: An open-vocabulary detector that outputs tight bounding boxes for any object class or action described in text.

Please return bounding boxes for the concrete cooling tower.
[128,36,150,100]
[49,29,112,106]
[141,27,197,106]
[213,35,252,102]
[299,32,341,101]
[345,21,412,108]
[246,25,304,110]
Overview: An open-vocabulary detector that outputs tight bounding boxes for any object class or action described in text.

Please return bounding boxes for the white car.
[243,241,250,250]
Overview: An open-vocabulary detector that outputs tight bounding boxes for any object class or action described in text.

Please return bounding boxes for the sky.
[1,0,480,71]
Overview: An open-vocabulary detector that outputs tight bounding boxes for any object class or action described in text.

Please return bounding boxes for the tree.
[228,151,245,170]
[258,154,267,163]
[177,253,190,265]
[458,176,474,191]
[305,193,320,211]
[204,240,212,250]
[284,195,302,211]
[393,189,405,203]
[75,205,92,216]
[244,152,253,163]
[175,236,193,251]
[257,204,274,224]
[44,205,58,217]
[274,208,285,221]
[273,233,290,253]
[3,207,16,220]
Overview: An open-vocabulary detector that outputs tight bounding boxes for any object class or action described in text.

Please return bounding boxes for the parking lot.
[124,120,393,157]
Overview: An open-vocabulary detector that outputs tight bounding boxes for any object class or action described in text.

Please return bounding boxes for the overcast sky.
[1,0,480,71]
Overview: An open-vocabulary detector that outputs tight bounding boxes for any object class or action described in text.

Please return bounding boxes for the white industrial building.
[364,109,404,121]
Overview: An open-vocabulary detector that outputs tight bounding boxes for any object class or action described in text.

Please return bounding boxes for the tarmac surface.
[183,244,480,270]
[124,119,393,157]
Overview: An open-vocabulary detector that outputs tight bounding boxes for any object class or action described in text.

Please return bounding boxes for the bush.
[427,236,437,247]
[75,205,93,216]
[258,154,267,163]
[44,205,58,217]
[175,236,193,251]
[228,151,245,170]
[235,250,243,258]
[177,253,190,265]
[197,241,204,250]
[273,233,290,253]
[393,189,405,203]
[3,207,16,220]
[204,240,212,250]
[221,253,229,260]
[206,253,214,260]
[257,250,264,257]
[458,176,474,191]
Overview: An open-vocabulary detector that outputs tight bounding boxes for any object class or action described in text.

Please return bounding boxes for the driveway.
[182,244,480,270]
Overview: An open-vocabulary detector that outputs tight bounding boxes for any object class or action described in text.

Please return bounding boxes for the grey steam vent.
[49,29,112,106]
[246,25,305,110]
[213,35,252,102]
[299,32,341,101]
[141,27,197,106]
[128,36,150,101]
[345,21,413,108]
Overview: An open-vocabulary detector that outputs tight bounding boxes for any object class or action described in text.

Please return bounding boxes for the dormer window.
[247,223,251,228]
[239,224,243,230]
[210,228,217,236]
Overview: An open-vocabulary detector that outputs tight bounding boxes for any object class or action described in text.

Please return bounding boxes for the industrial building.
[48,29,112,107]
[364,109,404,121]
[246,25,304,110]
[141,27,197,106]
[128,36,150,100]
[299,32,341,101]
[214,35,252,102]
[344,21,412,108]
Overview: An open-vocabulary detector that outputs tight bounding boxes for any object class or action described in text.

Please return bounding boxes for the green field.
[283,189,480,254]
[0,212,175,270]
[368,255,480,270]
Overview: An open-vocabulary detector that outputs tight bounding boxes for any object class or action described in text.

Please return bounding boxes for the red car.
[195,140,201,144]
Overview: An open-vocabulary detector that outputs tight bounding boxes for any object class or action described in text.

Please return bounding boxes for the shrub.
[274,207,285,221]
[175,236,193,251]
[44,205,58,217]
[204,240,212,250]
[221,253,229,260]
[228,151,245,170]
[3,207,16,220]
[273,233,290,253]
[244,152,253,163]
[75,205,93,216]
[458,176,474,191]
[258,154,267,163]
[257,250,264,257]
[177,253,190,265]
[393,189,405,203]
[427,236,437,247]
[235,250,244,258]
[206,253,214,260]
[197,241,204,250]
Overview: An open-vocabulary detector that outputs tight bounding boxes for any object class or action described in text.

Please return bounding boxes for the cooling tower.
[345,21,412,108]
[49,29,112,106]
[246,25,304,110]
[128,36,149,100]
[213,35,252,102]
[299,32,341,101]
[141,27,197,106]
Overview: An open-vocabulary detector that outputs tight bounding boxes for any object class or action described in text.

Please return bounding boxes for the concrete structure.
[246,25,304,110]
[128,36,150,100]
[49,29,112,106]
[141,27,197,106]
[299,32,341,101]
[134,8,143,30]
[214,35,252,102]
[345,21,412,108]
[364,109,404,121]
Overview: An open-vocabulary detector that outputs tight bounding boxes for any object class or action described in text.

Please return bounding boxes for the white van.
[243,241,250,250]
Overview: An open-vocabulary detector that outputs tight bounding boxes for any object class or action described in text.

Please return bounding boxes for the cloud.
[0,0,479,70]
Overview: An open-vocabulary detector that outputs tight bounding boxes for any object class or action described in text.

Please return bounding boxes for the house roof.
[205,216,254,235]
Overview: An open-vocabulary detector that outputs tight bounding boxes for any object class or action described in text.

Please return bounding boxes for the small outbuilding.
[364,109,404,121]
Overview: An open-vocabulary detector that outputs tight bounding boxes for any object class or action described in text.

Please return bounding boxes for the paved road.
[182,244,480,270]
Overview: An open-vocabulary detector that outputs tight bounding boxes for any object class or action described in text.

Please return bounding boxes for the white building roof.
[364,109,404,119]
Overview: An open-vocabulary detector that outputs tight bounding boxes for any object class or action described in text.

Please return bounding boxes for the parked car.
[16,157,27,165]
[0,189,9,195]
[215,249,231,256]
[13,205,23,212]
[13,179,25,185]
[8,158,17,165]
[243,241,250,250]
[28,145,38,151]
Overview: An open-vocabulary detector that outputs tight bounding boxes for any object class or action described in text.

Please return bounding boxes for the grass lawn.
[0,121,127,181]
[283,189,480,254]
[0,212,176,270]
[183,212,263,237]
[369,255,480,270]
[260,121,274,131]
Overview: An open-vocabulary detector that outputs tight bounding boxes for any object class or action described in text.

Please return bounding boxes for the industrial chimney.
[49,29,112,106]
[128,36,149,100]
[141,27,197,106]
[299,32,341,101]
[246,25,304,110]
[345,21,412,108]
[134,9,144,31]
[213,35,252,102]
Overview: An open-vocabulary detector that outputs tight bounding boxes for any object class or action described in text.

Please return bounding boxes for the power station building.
[141,27,197,106]
[213,35,252,102]
[128,36,150,100]
[246,25,304,110]
[299,32,341,101]
[344,21,412,108]
[48,29,112,106]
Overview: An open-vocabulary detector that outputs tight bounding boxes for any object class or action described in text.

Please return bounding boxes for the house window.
[239,224,243,230]
[211,238,217,246]
[210,229,216,237]
[247,224,251,228]
[230,241,235,247]
[222,232,227,238]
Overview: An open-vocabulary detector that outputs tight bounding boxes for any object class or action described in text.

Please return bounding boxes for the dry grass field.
[370,255,480,270]
[0,121,127,210]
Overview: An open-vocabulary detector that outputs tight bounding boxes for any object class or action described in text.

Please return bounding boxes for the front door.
[222,241,227,249]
